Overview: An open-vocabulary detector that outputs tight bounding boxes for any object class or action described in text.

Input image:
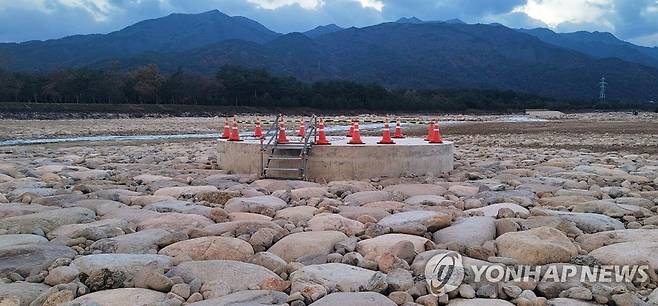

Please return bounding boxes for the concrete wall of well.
[217,140,454,181]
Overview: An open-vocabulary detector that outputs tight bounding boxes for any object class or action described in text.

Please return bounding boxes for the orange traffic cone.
[277,120,289,144]
[425,121,436,141]
[228,118,242,142]
[253,118,263,138]
[428,122,443,144]
[347,120,355,137]
[296,119,305,137]
[315,119,331,145]
[392,118,405,139]
[378,120,395,144]
[220,118,231,139]
[348,122,365,144]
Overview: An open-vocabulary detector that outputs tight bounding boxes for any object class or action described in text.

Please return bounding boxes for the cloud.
[629,32,658,47]
[0,0,656,47]
[484,11,546,29]
[513,0,658,45]
[247,0,323,10]
[515,0,613,28]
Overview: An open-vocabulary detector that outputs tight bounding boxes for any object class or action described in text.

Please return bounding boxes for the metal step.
[268,156,303,161]
[261,115,317,181]
[264,167,303,172]
[274,146,305,150]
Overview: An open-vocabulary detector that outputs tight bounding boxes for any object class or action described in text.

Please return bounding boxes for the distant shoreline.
[0,102,650,120]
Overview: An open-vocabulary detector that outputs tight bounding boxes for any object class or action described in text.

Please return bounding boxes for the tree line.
[0,65,652,111]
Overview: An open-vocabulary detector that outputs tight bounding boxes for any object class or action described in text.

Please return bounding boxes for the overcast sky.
[1,0,657,47]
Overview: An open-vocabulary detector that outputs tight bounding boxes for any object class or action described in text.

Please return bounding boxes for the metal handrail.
[260,114,281,177]
[301,115,317,154]
[300,115,318,180]
[262,114,281,151]
[259,114,317,180]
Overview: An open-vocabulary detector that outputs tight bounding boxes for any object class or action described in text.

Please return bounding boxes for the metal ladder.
[260,115,317,180]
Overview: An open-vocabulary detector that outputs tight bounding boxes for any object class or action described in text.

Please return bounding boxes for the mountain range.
[1,10,658,101]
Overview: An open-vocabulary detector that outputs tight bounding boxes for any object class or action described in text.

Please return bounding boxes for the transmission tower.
[599,76,607,101]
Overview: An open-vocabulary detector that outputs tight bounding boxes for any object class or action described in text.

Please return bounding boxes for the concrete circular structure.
[218,136,454,181]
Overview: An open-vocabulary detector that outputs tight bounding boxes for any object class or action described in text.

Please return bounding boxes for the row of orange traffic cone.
[221,117,441,144]
[220,117,244,142]
[346,118,442,144]
[424,121,443,143]
[346,119,406,145]
[220,117,312,143]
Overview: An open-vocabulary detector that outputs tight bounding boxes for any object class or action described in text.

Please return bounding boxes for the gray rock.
[132,263,173,292]
[158,236,254,261]
[47,219,130,241]
[343,191,392,206]
[0,244,76,277]
[169,260,281,292]
[71,254,173,281]
[388,291,413,304]
[145,200,212,218]
[611,292,647,306]
[648,288,658,305]
[224,196,287,215]
[153,186,219,199]
[404,195,450,206]
[249,228,276,252]
[496,226,578,265]
[547,298,600,306]
[0,207,96,234]
[190,220,284,238]
[309,292,396,306]
[572,200,650,218]
[268,231,347,262]
[383,184,446,200]
[0,282,51,306]
[187,290,289,306]
[476,284,497,299]
[44,266,79,286]
[559,287,593,301]
[357,234,428,258]
[0,234,48,248]
[90,229,176,254]
[73,199,127,216]
[248,252,288,275]
[290,263,379,293]
[328,181,376,197]
[307,214,365,236]
[385,268,413,291]
[275,206,319,224]
[576,229,658,252]
[531,209,625,234]
[465,203,529,217]
[502,285,522,298]
[170,283,190,299]
[433,217,496,247]
[337,206,391,222]
[448,298,514,305]
[67,288,167,306]
[335,237,358,254]
[365,271,388,293]
[0,203,57,219]
[136,212,214,234]
[378,211,452,235]
[458,284,476,299]
[589,241,658,268]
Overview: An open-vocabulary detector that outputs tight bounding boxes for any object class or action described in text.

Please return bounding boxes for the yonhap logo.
[425,251,465,296]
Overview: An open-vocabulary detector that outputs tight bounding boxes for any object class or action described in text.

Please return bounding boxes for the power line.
[599,76,607,101]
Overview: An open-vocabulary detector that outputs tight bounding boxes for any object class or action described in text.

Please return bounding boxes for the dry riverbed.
[0,112,657,306]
